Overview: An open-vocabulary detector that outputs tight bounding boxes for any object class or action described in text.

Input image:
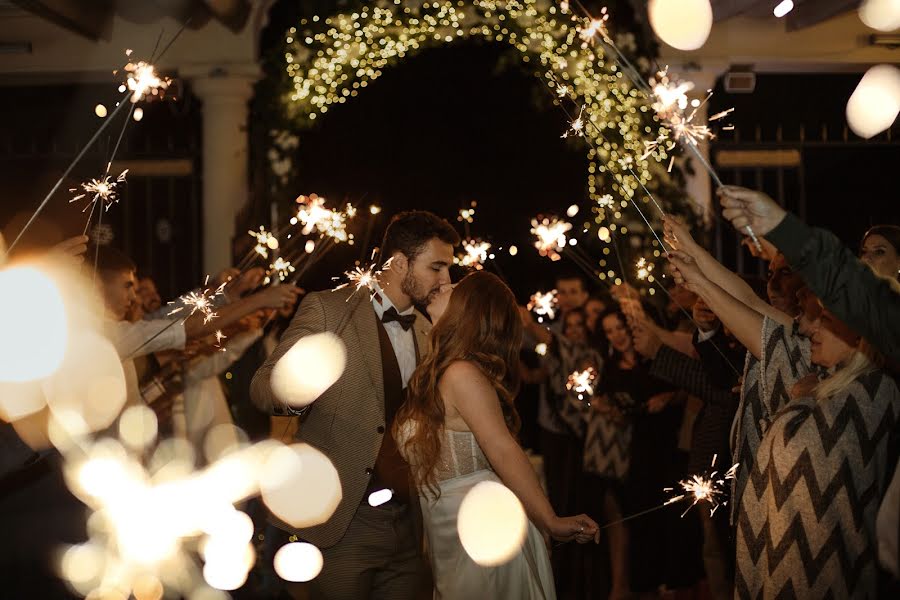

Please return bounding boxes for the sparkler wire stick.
[550,90,670,254]
[568,0,763,251]
[599,502,672,530]
[7,91,132,252]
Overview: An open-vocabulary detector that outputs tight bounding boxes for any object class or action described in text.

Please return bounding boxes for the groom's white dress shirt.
[371,282,417,388]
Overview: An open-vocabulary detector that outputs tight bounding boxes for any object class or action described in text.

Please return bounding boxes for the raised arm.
[442,361,599,544]
[668,251,778,360]
[663,216,786,324]
[720,185,900,362]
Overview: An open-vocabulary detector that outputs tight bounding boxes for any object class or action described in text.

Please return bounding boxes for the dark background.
[1,2,897,302]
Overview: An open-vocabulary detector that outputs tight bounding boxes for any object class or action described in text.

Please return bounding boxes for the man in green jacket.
[718,184,900,364]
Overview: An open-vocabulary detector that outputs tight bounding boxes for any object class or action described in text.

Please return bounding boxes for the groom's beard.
[401,271,441,314]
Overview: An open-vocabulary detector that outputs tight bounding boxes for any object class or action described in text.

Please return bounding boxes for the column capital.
[182,63,260,101]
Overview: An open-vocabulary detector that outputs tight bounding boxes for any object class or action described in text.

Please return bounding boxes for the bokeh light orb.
[846,64,900,139]
[648,0,713,51]
[43,330,127,433]
[260,443,342,528]
[859,0,900,31]
[273,542,324,582]
[457,480,528,566]
[0,266,68,383]
[271,332,346,407]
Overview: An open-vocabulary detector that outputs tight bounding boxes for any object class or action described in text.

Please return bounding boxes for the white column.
[190,70,258,274]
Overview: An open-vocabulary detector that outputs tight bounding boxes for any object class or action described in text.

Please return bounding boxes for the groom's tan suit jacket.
[251,286,430,548]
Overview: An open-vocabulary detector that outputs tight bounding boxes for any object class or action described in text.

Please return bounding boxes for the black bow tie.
[382,306,416,331]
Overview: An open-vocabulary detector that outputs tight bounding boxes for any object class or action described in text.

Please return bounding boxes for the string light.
[280,0,681,244]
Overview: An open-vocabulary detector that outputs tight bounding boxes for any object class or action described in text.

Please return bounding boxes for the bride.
[395,271,599,599]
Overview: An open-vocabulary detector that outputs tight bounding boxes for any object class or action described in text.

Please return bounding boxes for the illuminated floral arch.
[275,0,686,259]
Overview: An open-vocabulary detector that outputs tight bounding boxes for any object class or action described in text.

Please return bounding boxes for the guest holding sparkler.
[717,185,900,363]
[92,245,300,409]
[667,218,900,598]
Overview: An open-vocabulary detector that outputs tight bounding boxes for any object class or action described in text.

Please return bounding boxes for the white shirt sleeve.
[106,318,187,358]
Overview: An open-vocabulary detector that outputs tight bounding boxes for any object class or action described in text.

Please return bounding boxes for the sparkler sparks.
[249,226,279,258]
[531,217,572,261]
[333,257,394,300]
[120,57,170,103]
[293,194,356,243]
[649,68,733,148]
[455,239,492,270]
[527,290,559,322]
[596,194,615,209]
[214,330,227,351]
[664,456,739,517]
[458,204,476,224]
[167,276,226,324]
[576,9,610,46]
[69,170,128,212]
[566,367,597,401]
[560,105,586,139]
[635,257,655,281]
[269,258,296,283]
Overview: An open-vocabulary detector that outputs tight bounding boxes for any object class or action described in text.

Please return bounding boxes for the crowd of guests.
[1,182,898,599]
[513,186,899,599]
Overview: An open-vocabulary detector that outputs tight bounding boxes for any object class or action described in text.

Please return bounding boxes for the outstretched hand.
[662,216,698,255]
[717,185,786,236]
[52,235,90,265]
[667,250,706,291]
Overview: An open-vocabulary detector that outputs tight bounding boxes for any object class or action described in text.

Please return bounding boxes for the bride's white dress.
[404,427,556,600]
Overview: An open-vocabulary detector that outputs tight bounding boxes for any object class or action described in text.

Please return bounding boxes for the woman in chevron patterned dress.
[667,244,900,598]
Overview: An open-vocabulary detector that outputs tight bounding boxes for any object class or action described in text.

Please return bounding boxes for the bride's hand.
[548,514,600,544]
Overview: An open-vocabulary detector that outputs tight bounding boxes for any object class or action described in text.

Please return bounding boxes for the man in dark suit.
[251,211,459,599]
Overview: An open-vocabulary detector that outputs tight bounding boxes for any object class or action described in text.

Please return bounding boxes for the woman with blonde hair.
[395,271,599,599]
[665,218,899,598]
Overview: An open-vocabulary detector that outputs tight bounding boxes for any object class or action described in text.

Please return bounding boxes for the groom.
[251,210,459,599]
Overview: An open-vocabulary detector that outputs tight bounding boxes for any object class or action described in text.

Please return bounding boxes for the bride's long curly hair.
[395,271,523,497]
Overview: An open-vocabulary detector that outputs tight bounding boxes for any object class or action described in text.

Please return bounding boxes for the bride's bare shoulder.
[439,360,494,397]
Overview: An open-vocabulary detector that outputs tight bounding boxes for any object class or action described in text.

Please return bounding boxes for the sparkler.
[531,217,572,261]
[566,367,597,401]
[249,226,279,259]
[167,276,227,325]
[455,239,492,270]
[120,57,171,103]
[458,205,476,224]
[560,105,586,139]
[527,290,559,322]
[664,456,739,517]
[576,9,610,46]
[214,330,227,351]
[635,257,655,281]
[268,257,296,283]
[332,256,394,301]
[292,194,355,243]
[70,169,129,212]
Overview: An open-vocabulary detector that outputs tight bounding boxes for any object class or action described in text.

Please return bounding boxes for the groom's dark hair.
[380,210,460,263]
